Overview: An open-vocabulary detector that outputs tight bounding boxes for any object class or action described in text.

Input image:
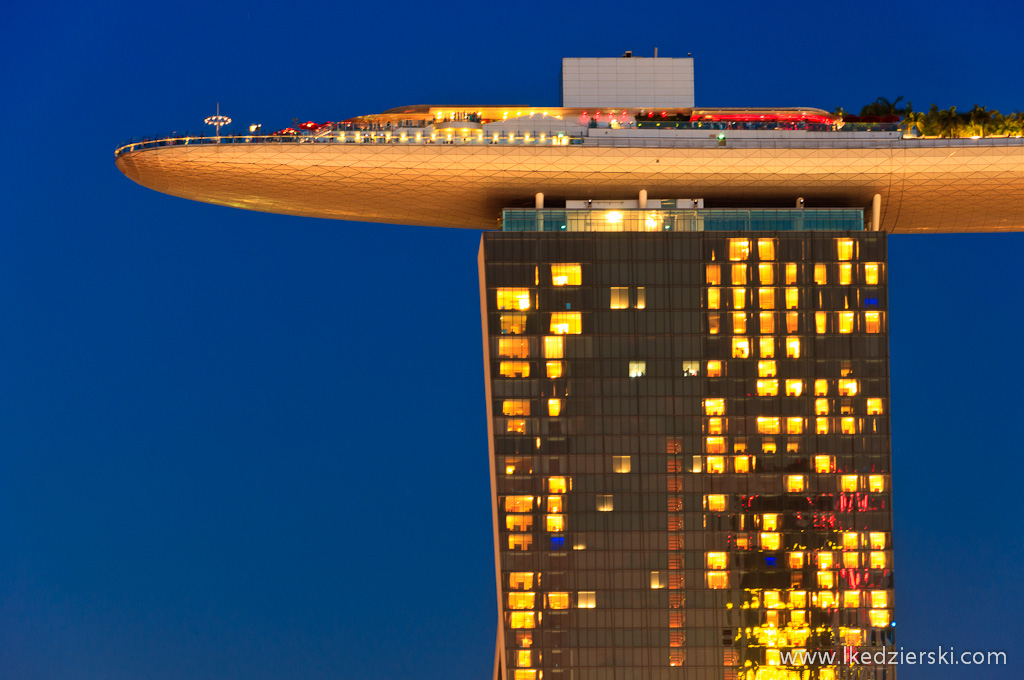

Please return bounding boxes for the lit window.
[550,312,581,335]
[705,494,727,511]
[506,515,533,531]
[756,379,778,397]
[869,610,890,628]
[866,398,883,415]
[577,591,596,608]
[706,437,726,454]
[760,337,775,358]
[785,263,798,284]
[547,477,568,494]
[870,552,888,569]
[838,379,859,396]
[612,455,631,473]
[786,311,799,333]
[818,571,835,589]
[762,439,777,454]
[788,552,805,569]
[504,496,534,512]
[682,360,701,376]
[509,592,536,609]
[814,263,827,285]
[732,287,746,309]
[871,591,889,608]
[865,263,880,286]
[790,592,807,610]
[547,496,562,513]
[785,287,799,309]
[766,649,780,666]
[706,264,721,285]
[758,239,775,260]
[503,400,531,416]
[707,287,720,309]
[758,288,775,309]
[707,360,722,377]
[815,417,828,434]
[707,418,723,435]
[497,288,532,310]
[758,360,776,377]
[706,571,729,589]
[841,475,858,492]
[546,361,562,378]
[818,592,837,609]
[787,417,803,434]
[815,379,828,396]
[509,612,536,629]
[731,264,746,285]
[550,264,581,286]
[757,417,780,434]
[815,398,828,416]
[546,398,562,417]
[761,532,781,550]
[814,455,833,473]
[543,336,563,358]
[762,513,778,531]
[865,311,881,333]
[501,314,527,335]
[516,651,532,669]
[628,361,646,378]
[728,238,750,261]
[786,337,800,358]
[763,590,781,608]
[759,263,774,285]
[610,287,629,309]
[514,669,538,680]
[498,338,530,358]
[759,312,775,334]
[509,572,534,590]
[844,591,860,608]
[820,668,837,680]
[732,337,750,358]
[839,263,853,285]
[596,495,613,511]
[705,398,725,416]
[787,475,805,493]
[500,361,531,378]
[508,534,534,550]
[706,552,728,569]
[841,417,856,434]
[870,532,886,550]
[815,311,827,334]
[706,456,726,473]
[836,238,854,261]
[546,592,570,609]
[734,455,750,473]
[843,553,860,568]
[650,571,664,589]
[636,287,646,309]
[838,311,855,334]
[869,475,885,493]
[732,312,747,334]
[843,532,860,550]
[785,379,803,397]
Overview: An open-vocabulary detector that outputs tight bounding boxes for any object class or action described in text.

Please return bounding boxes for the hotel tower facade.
[116,55,1024,680]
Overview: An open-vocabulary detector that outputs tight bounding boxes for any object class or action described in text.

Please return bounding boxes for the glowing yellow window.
[733,455,750,473]
[763,590,781,608]
[506,515,533,531]
[819,668,836,680]
[838,311,855,334]
[838,379,859,396]
[788,552,805,569]
[814,379,828,396]
[814,455,833,473]
[550,312,581,334]
[546,592,570,609]
[762,439,777,454]
[839,263,853,285]
[756,379,778,397]
[785,287,798,309]
[514,669,537,680]
[870,532,886,550]
[504,400,531,416]
[814,263,827,285]
[550,264,581,286]
[870,591,888,608]
[758,288,775,309]
[836,238,854,261]
[867,398,883,415]
[501,314,527,335]
[815,311,827,334]
[841,417,856,434]
[706,437,727,454]
[497,288,532,310]
[548,477,568,493]
[869,609,890,628]
[760,337,775,358]
[708,313,720,334]
[758,360,776,377]
[596,495,614,512]
[705,494,727,511]
[841,475,858,493]
[785,379,803,397]
[610,287,629,309]
[757,417,781,434]
[543,336,563,359]
[705,398,725,416]
[759,313,775,334]
[509,592,536,609]
[815,398,828,416]
[547,399,562,416]
[843,552,860,568]
[758,263,774,285]
[509,612,536,629]
[761,532,781,550]
[516,650,532,669]
[577,591,596,608]
[818,551,834,569]
[498,338,530,358]
[870,552,887,569]
[865,263,880,285]
[844,591,861,608]
[707,418,723,435]
[762,513,779,531]
[765,649,780,666]
[500,361,531,378]
[706,552,728,569]
[732,287,746,309]
[508,534,533,550]
[843,532,860,550]
[732,312,747,334]
[612,455,631,473]
[817,571,835,589]
[787,417,804,434]
[546,496,562,513]
[706,571,729,589]
[758,238,775,260]
[509,572,534,590]
[732,337,750,358]
[706,264,721,285]
[787,475,805,493]
[636,287,646,309]
[786,311,799,333]
[707,287,720,309]
[865,311,881,333]
[818,591,837,609]
[785,263,797,284]
[786,337,801,358]
[707,360,722,377]
[545,361,562,378]
[728,238,750,260]
[707,456,726,474]
[504,496,534,512]
[816,417,828,434]
[731,264,747,285]
[869,475,885,493]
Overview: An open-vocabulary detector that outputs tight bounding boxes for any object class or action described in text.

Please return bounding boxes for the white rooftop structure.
[561,54,695,108]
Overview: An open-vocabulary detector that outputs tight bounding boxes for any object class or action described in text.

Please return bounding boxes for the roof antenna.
[654,47,658,58]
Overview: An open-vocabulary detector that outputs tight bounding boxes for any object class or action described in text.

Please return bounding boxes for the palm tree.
[993,111,1023,137]
[935,106,962,138]
[860,96,905,117]
[968,105,995,138]
[901,110,927,137]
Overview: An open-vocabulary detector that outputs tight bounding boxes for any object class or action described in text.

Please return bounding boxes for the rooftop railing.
[501,208,866,233]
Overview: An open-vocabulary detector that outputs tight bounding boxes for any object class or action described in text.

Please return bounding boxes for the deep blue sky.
[2,2,1022,679]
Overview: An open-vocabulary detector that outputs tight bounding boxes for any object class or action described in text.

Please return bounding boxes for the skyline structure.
[114,54,1023,680]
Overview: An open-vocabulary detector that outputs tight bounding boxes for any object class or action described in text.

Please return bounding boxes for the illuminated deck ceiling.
[115,126,1024,233]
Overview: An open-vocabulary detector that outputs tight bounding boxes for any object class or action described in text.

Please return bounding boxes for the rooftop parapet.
[501,208,865,233]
